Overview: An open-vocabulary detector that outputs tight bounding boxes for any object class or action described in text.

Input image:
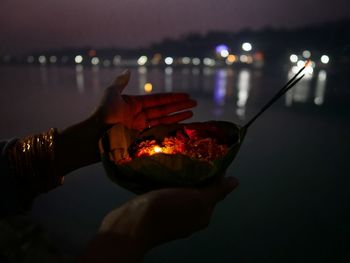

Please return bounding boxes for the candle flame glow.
[153,146,162,153]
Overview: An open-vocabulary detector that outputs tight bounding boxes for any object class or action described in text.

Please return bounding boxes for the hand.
[93,70,197,130]
[55,70,197,175]
[80,177,239,262]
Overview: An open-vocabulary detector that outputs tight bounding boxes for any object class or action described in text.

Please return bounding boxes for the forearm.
[4,116,108,205]
[54,116,108,175]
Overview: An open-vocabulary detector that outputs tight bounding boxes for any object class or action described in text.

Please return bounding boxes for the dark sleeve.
[0,139,31,217]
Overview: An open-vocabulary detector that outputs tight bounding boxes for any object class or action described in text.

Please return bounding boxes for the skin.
[29,70,238,261]
[54,70,197,175]
[79,176,239,263]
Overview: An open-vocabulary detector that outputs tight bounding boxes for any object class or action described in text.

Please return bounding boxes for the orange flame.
[305,59,311,67]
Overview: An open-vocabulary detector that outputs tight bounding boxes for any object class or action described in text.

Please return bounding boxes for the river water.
[0,64,349,262]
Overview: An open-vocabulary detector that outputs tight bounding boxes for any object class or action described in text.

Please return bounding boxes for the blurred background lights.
[103,59,111,67]
[144,82,153,93]
[240,55,248,63]
[113,55,121,65]
[74,55,83,64]
[321,55,330,64]
[27,56,34,63]
[220,49,229,58]
[226,54,236,64]
[181,57,191,64]
[192,57,201,65]
[164,57,173,65]
[302,50,311,58]
[49,56,57,63]
[290,54,298,63]
[91,57,100,65]
[297,60,305,68]
[203,58,215,66]
[242,42,252,52]
[215,44,229,54]
[137,55,148,66]
[38,55,46,64]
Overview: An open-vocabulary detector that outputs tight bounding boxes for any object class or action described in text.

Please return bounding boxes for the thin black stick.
[244,73,306,129]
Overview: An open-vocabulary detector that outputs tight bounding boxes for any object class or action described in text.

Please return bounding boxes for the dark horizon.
[2,18,349,59]
[1,0,349,55]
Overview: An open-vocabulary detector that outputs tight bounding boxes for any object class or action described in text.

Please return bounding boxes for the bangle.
[7,128,64,195]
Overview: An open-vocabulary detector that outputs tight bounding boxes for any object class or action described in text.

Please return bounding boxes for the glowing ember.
[153,146,162,153]
[126,128,229,163]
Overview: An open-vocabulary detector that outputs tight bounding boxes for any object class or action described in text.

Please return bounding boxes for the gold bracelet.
[7,128,64,195]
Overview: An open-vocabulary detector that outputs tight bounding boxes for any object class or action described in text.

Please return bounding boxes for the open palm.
[94,70,197,130]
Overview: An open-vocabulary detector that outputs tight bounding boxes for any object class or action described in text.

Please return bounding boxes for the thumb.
[111,69,131,93]
[203,176,239,206]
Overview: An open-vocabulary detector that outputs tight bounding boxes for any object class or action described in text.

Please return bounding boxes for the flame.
[153,146,162,153]
[305,59,311,68]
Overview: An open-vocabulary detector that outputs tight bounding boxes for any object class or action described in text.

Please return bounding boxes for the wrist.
[54,116,108,175]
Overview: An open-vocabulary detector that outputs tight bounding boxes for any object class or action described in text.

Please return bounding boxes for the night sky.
[1,0,349,54]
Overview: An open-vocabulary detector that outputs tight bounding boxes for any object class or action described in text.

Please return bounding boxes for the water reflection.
[214,69,228,106]
[314,70,327,106]
[236,69,251,118]
[285,67,314,106]
[164,67,173,92]
[40,66,48,87]
[92,66,100,93]
[138,66,147,92]
[203,67,214,92]
[75,65,84,93]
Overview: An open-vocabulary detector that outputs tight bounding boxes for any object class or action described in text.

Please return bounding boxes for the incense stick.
[243,68,307,129]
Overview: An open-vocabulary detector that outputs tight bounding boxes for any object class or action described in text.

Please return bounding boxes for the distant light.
[113,55,121,65]
[240,55,248,63]
[289,54,298,63]
[88,49,97,57]
[321,55,329,64]
[49,56,57,63]
[137,55,148,66]
[226,54,236,65]
[242,42,252,52]
[297,60,305,68]
[291,66,299,74]
[75,55,83,64]
[220,49,229,58]
[246,55,253,64]
[27,56,34,63]
[164,57,173,65]
[91,57,100,65]
[215,44,229,54]
[182,57,191,65]
[144,82,153,93]
[38,55,46,64]
[203,57,215,66]
[103,60,111,67]
[305,66,314,75]
[152,53,162,65]
[302,50,311,59]
[192,57,201,65]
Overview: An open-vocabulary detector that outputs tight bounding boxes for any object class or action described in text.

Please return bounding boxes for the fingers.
[110,70,131,92]
[144,99,197,120]
[147,111,193,126]
[136,93,192,108]
[201,177,239,207]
